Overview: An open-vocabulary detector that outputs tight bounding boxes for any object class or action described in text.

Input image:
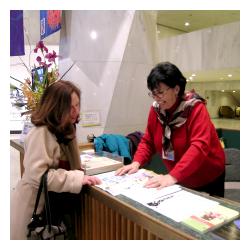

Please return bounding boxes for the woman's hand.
[82,175,102,186]
[144,174,177,190]
[115,161,140,176]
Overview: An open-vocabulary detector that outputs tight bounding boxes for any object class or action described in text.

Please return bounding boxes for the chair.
[224,148,240,202]
[218,106,235,118]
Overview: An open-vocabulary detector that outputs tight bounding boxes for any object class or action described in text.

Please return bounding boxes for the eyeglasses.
[148,87,171,99]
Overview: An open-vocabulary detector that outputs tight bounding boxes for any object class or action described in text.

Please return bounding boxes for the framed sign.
[80,111,101,127]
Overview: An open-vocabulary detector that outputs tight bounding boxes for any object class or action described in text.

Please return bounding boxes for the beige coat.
[10,126,84,240]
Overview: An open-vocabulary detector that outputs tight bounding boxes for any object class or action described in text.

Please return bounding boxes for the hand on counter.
[115,161,140,176]
[144,174,177,190]
[83,175,102,186]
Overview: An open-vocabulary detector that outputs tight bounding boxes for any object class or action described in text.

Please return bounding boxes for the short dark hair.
[147,62,187,97]
[31,80,81,140]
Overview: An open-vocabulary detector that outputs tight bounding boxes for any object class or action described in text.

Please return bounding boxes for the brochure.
[181,204,239,233]
[122,187,218,223]
[95,169,155,196]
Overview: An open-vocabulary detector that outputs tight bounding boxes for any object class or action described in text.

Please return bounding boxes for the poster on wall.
[80,111,101,127]
[40,10,62,40]
[10,10,25,56]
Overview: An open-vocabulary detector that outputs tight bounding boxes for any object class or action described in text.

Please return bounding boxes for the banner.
[10,10,25,56]
[40,10,62,40]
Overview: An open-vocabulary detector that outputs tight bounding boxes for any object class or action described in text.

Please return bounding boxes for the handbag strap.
[31,169,49,217]
[43,170,52,232]
[31,169,53,232]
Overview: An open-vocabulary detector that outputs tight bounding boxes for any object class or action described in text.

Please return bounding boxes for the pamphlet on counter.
[95,169,155,196]
[94,170,239,232]
[181,204,239,233]
[122,185,219,223]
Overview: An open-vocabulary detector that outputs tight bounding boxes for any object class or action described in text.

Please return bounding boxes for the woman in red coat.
[116,62,225,197]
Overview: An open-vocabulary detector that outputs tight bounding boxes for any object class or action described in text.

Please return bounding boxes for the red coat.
[133,102,225,188]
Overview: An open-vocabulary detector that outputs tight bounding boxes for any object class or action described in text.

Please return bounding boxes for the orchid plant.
[10,41,59,114]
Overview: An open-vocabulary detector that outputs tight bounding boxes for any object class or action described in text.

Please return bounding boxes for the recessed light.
[90,30,98,40]
[227,74,232,77]
[191,73,196,77]
[185,22,190,26]
[233,90,236,93]
[221,90,225,92]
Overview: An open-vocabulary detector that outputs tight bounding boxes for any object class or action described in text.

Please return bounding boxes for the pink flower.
[34,41,48,53]
[45,50,57,63]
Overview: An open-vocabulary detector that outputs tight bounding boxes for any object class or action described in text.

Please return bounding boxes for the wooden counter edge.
[86,185,196,240]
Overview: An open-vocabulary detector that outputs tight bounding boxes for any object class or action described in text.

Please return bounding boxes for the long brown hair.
[31,80,81,141]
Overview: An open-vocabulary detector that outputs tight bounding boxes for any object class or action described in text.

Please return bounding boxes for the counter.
[10,139,240,240]
[74,185,239,240]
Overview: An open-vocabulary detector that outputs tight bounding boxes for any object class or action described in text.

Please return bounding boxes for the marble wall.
[158,22,240,72]
[59,10,158,142]
[104,11,158,135]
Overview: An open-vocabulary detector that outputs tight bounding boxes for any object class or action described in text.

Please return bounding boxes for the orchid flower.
[45,50,57,63]
[34,41,48,53]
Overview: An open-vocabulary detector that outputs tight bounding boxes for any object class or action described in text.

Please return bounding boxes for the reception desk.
[73,185,240,240]
[10,139,240,240]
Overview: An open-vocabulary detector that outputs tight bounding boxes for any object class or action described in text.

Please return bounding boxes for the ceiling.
[156,10,240,83]
[157,10,240,33]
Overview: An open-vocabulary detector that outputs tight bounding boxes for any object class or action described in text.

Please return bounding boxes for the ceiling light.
[191,73,196,77]
[189,76,193,80]
[227,74,232,77]
[185,22,190,26]
[90,30,98,40]
[221,90,225,92]
[233,90,236,93]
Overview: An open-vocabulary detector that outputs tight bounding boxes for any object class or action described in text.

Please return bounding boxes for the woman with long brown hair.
[10,80,101,239]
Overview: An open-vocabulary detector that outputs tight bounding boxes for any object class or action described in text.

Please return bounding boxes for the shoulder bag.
[27,169,67,240]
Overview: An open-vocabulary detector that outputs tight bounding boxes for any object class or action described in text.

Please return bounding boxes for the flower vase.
[20,115,34,143]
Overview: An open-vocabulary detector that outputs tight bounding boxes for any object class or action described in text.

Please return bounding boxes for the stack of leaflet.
[80,151,123,175]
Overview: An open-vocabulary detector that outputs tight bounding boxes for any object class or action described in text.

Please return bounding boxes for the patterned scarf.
[153,90,206,160]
